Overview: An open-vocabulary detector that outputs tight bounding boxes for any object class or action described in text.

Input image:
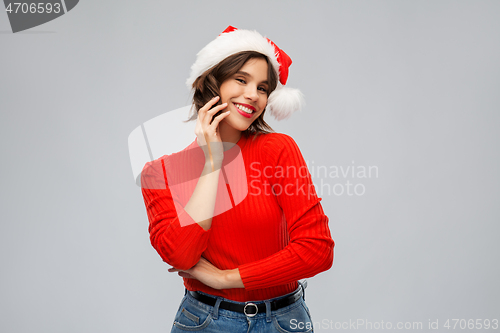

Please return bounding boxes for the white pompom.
[267,86,305,121]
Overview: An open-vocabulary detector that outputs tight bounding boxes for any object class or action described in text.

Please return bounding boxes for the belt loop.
[299,279,307,301]
[212,297,222,320]
[184,288,187,296]
[265,300,271,323]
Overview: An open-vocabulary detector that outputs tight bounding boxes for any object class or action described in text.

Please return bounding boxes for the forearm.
[171,258,245,290]
[184,161,222,231]
[223,268,244,289]
[142,159,215,270]
[238,237,334,290]
[238,202,334,290]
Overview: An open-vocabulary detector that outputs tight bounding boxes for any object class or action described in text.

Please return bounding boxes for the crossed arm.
[141,134,333,291]
[168,257,244,289]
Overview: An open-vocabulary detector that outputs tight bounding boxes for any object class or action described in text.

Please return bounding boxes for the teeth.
[235,103,254,114]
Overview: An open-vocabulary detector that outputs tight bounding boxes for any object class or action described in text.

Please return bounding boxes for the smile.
[234,103,255,114]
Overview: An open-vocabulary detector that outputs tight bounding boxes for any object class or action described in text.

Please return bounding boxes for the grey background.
[1,1,499,332]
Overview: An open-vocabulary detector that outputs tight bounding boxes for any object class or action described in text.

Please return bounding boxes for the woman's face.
[219,57,269,132]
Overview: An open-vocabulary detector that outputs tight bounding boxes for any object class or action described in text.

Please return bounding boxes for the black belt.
[188,287,304,317]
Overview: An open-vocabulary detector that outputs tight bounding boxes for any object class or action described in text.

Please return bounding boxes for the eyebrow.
[235,71,269,85]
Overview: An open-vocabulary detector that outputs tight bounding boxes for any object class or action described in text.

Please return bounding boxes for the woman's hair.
[184,51,279,139]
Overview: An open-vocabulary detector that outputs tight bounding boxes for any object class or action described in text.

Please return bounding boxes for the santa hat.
[186,26,304,121]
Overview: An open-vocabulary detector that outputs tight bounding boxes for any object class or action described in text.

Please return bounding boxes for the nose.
[244,85,259,102]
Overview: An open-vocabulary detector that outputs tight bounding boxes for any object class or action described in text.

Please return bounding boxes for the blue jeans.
[170,283,313,332]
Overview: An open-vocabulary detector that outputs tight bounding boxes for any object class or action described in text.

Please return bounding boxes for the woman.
[141,26,334,332]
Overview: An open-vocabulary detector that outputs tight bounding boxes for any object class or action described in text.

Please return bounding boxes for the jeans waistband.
[184,280,307,321]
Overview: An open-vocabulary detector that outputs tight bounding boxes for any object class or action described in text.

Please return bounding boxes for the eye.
[236,78,246,84]
[258,86,268,93]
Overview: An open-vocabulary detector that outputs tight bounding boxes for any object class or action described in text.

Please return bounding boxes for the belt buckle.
[244,302,258,317]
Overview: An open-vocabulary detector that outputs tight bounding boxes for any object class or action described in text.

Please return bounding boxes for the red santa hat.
[186,26,304,121]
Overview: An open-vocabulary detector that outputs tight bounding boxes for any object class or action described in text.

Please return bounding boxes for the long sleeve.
[238,134,334,290]
[141,157,212,270]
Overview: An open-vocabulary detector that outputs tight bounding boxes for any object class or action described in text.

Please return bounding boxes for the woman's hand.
[168,257,244,290]
[194,96,230,170]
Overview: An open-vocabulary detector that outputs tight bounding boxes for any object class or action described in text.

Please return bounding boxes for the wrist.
[222,268,244,289]
[204,160,222,172]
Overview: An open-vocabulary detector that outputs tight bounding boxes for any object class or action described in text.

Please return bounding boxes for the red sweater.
[141,132,334,302]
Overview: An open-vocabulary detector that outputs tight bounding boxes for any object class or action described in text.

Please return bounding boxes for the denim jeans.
[170,283,313,332]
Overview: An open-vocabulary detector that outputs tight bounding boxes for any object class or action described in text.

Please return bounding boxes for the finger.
[203,103,228,127]
[203,109,229,144]
[178,272,195,279]
[209,110,231,131]
[201,96,220,111]
[199,96,221,120]
[206,102,228,114]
